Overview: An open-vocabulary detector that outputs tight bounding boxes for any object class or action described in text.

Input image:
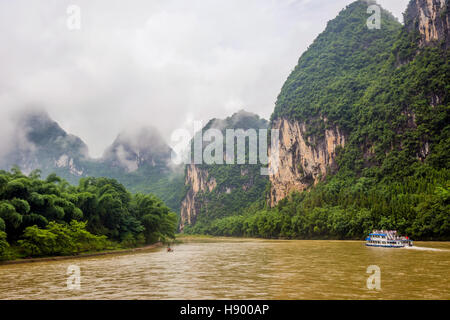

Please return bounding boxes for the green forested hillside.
[272,1,402,131]
[182,111,270,232]
[186,1,450,240]
[190,166,449,240]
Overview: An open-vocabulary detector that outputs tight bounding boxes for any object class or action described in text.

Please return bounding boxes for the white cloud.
[0,0,410,157]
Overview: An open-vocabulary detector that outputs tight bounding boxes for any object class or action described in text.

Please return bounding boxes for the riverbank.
[0,242,164,266]
[175,234,450,245]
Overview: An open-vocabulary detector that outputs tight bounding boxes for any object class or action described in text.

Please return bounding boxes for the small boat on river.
[365,230,413,248]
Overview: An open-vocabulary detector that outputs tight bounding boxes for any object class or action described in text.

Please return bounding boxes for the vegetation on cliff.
[181,111,270,231]
[187,166,449,240]
[271,1,402,132]
[185,0,450,240]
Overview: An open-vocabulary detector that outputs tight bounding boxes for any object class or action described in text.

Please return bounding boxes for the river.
[0,238,449,300]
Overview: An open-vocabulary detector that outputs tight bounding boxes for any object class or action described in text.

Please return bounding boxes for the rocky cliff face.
[268,118,345,206]
[405,0,449,48]
[55,154,85,176]
[179,110,269,231]
[179,164,217,231]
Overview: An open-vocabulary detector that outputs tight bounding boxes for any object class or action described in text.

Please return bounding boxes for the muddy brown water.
[0,238,449,299]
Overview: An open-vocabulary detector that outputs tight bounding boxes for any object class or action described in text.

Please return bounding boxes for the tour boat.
[365,230,413,248]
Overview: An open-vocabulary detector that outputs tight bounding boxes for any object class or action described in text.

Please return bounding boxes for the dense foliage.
[18,221,109,257]
[187,164,269,226]
[0,231,8,258]
[184,111,270,226]
[186,166,450,240]
[185,1,450,240]
[272,1,402,132]
[0,168,177,260]
[81,162,186,213]
[0,110,185,214]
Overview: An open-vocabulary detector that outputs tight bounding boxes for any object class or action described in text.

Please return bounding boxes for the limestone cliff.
[405,0,449,48]
[179,164,217,231]
[179,111,269,231]
[55,154,84,176]
[269,118,345,206]
[267,0,450,206]
[267,1,402,206]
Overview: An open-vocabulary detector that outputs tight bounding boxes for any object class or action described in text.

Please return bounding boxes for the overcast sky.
[0,0,410,158]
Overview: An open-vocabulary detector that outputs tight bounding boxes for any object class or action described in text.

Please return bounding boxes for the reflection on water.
[0,239,449,300]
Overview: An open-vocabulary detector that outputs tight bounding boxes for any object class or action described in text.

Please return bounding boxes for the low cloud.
[0,0,410,158]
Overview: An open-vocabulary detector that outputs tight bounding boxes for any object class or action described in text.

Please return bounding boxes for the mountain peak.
[102,126,172,172]
[0,108,89,177]
[272,0,402,123]
[206,110,268,132]
[17,109,68,145]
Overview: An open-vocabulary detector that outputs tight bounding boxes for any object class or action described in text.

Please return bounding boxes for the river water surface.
[0,238,449,299]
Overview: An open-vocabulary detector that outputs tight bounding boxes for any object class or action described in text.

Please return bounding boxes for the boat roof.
[369,233,387,236]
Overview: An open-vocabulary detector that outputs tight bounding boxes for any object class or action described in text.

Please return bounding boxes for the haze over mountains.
[0,0,448,240]
[0,108,185,211]
[0,109,89,177]
[0,0,411,160]
[0,108,271,215]
[1,109,171,173]
[102,126,173,173]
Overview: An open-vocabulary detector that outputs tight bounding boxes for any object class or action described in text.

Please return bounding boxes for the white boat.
[365,230,413,248]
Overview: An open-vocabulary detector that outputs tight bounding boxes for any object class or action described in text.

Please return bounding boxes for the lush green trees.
[0,168,177,260]
[186,167,449,240]
[17,221,109,257]
[81,161,186,213]
[0,231,9,260]
[130,193,177,243]
[272,1,402,128]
